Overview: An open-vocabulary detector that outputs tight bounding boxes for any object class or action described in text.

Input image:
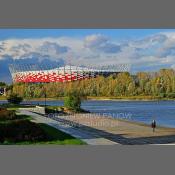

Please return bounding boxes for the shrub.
[167,92,175,98]
[7,93,23,104]
[45,106,65,114]
[64,91,81,111]
[159,93,166,98]
[0,108,16,121]
[0,82,6,86]
[0,120,49,143]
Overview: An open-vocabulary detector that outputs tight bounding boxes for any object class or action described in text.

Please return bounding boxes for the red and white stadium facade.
[9,65,130,83]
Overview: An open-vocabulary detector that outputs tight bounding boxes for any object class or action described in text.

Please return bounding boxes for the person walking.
[151,119,156,132]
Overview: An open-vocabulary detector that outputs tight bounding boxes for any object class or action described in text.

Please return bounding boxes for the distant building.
[0,87,6,96]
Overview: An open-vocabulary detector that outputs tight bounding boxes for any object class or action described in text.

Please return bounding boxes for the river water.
[1,100,175,128]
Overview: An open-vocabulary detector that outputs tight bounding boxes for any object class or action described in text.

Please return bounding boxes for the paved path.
[19,109,118,145]
[58,114,175,145]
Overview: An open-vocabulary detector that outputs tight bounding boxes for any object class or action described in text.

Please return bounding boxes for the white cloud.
[84,34,108,48]
[84,34,121,53]
[1,32,175,72]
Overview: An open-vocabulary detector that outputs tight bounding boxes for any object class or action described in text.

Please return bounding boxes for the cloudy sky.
[1,29,175,82]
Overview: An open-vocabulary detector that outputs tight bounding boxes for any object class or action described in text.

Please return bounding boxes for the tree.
[7,93,23,104]
[136,72,150,94]
[9,68,175,99]
[0,82,6,86]
[64,91,81,111]
[114,72,134,96]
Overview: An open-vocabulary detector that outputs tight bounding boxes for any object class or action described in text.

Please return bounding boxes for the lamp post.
[44,87,47,107]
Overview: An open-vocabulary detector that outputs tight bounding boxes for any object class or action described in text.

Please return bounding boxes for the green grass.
[15,114,33,120]
[32,123,85,145]
[2,123,86,145]
[0,103,35,111]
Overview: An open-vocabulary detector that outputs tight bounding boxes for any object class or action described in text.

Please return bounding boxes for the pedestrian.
[151,119,156,132]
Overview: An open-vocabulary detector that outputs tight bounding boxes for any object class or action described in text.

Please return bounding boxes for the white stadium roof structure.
[9,64,131,83]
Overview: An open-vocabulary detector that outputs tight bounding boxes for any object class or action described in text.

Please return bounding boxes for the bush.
[0,82,6,86]
[167,92,175,98]
[7,93,23,104]
[159,93,166,98]
[45,106,65,114]
[64,91,81,111]
[0,120,49,143]
[0,108,16,121]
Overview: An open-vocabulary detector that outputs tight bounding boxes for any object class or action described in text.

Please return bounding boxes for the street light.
[44,87,47,107]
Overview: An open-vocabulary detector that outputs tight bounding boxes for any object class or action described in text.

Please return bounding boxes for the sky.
[0,29,175,40]
[1,29,175,82]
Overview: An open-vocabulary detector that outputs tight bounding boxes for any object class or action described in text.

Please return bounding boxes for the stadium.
[9,64,130,83]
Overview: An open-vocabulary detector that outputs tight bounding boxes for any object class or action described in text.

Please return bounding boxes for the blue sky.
[0,29,175,40]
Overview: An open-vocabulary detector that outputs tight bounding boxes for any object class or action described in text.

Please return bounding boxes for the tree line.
[6,68,175,99]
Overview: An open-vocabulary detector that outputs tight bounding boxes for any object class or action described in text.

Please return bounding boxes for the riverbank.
[57,113,175,144]
[24,96,175,101]
[1,96,175,102]
[86,96,175,101]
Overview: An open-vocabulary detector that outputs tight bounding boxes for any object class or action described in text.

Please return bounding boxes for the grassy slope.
[0,106,85,145]
[10,123,85,145]
[36,123,85,145]
[0,119,85,145]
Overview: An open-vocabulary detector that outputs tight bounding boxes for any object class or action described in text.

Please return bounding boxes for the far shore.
[1,96,175,102]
